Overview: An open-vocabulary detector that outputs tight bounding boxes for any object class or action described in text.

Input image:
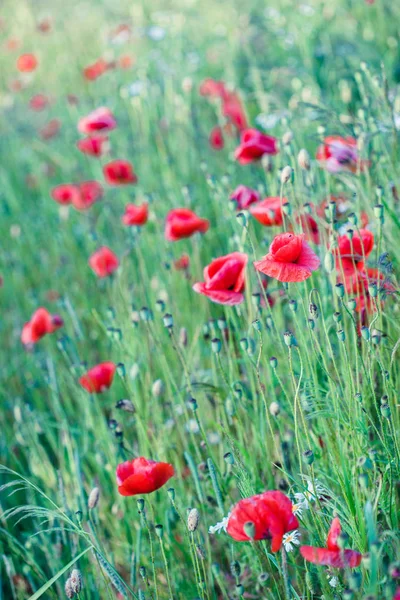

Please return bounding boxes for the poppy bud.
[65,578,74,599]
[167,488,175,501]
[88,487,100,509]
[371,330,381,345]
[155,524,163,539]
[137,498,145,512]
[298,149,310,170]
[236,584,244,595]
[269,402,280,416]
[342,590,354,600]
[252,319,262,331]
[261,155,272,171]
[373,204,384,219]
[70,570,82,594]
[362,553,371,569]
[258,572,269,587]
[361,327,370,341]
[230,560,241,577]
[155,299,165,313]
[211,338,221,353]
[266,316,273,329]
[116,399,135,412]
[347,228,354,240]
[282,131,293,145]
[324,251,335,273]
[309,303,318,319]
[380,403,391,418]
[224,452,235,465]
[139,566,147,579]
[240,338,249,351]
[187,508,200,532]
[308,318,315,330]
[243,521,255,539]
[217,318,227,330]
[289,299,298,313]
[348,212,358,225]
[283,330,293,347]
[265,353,278,370]
[368,282,378,298]
[152,379,165,397]
[333,311,342,323]
[282,202,292,216]
[337,329,346,342]
[280,166,293,184]
[163,313,173,329]
[117,363,125,377]
[303,449,314,465]
[188,397,198,411]
[236,211,248,227]
[335,283,345,298]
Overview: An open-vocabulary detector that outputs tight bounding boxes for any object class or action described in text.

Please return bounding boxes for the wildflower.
[227,490,299,551]
[29,94,49,111]
[222,90,248,131]
[335,229,374,275]
[193,252,248,305]
[230,185,260,211]
[209,513,231,534]
[76,135,109,157]
[250,197,284,226]
[83,58,108,81]
[283,529,301,552]
[235,128,279,164]
[79,362,116,393]
[316,136,366,173]
[17,53,38,72]
[51,184,80,206]
[165,208,209,241]
[209,126,224,150]
[74,181,103,210]
[122,203,149,226]
[40,119,61,140]
[300,517,362,568]
[254,233,320,282]
[78,107,117,135]
[103,160,137,185]
[329,575,339,588]
[294,478,326,508]
[89,247,119,278]
[116,457,174,496]
[21,308,63,345]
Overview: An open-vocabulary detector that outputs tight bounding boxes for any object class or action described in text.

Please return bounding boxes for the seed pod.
[252,319,262,331]
[361,327,370,341]
[70,570,82,594]
[269,356,278,369]
[155,524,163,539]
[298,149,310,170]
[337,329,346,342]
[335,283,345,298]
[280,165,293,184]
[187,508,200,532]
[163,313,173,328]
[373,204,384,219]
[380,403,391,418]
[282,202,292,216]
[236,211,249,227]
[309,303,318,319]
[88,487,100,510]
[167,488,175,501]
[283,330,293,347]
[211,338,221,353]
[115,399,135,412]
[155,299,165,313]
[224,452,235,465]
[230,560,241,577]
[289,299,298,313]
[303,449,314,465]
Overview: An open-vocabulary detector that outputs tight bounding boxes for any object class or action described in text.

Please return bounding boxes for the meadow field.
[0,0,399,598]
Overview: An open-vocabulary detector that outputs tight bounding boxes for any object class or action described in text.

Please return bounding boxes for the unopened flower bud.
[155,524,163,538]
[281,165,293,184]
[167,488,175,501]
[282,131,293,145]
[347,298,357,311]
[211,338,221,353]
[88,487,100,510]
[373,204,384,219]
[240,338,249,351]
[140,307,152,321]
[252,319,262,331]
[155,299,165,313]
[269,402,280,416]
[298,149,310,170]
[224,451,235,464]
[324,251,335,273]
[289,299,298,312]
[236,211,248,227]
[137,498,145,512]
[163,313,173,328]
[337,329,346,342]
[187,508,200,531]
[335,283,345,298]
[269,356,278,369]
[152,379,165,397]
[380,403,391,418]
[283,330,293,347]
[282,202,292,216]
[230,560,241,577]
[361,327,370,341]
[303,449,314,465]
[251,293,261,307]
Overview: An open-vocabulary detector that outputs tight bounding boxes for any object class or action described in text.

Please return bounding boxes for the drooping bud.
[88,487,100,510]
[115,399,135,412]
[280,165,293,184]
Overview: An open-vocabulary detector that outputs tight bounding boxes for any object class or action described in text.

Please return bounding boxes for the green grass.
[0,0,399,598]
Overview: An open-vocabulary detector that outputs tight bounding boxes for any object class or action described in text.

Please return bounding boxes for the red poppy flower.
[29,94,49,111]
[316,136,366,174]
[174,254,190,270]
[193,252,247,305]
[209,126,224,150]
[17,53,38,72]
[250,197,284,226]
[227,491,299,552]
[78,107,117,135]
[51,184,80,206]
[76,135,109,157]
[116,457,174,496]
[122,203,148,226]
[235,128,278,165]
[300,517,362,568]
[199,78,227,98]
[254,233,320,282]
[335,229,374,275]
[103,160,137,185]
[344,268,394,313]
[40,119,61,140]
[74,181,103,210]
[89,247,119,277]
[83,58,108,81]
[165,208,209,241]
[21,307,63,345]
[230,186,260,211]
[222,91,248,131]
[79,361,116,393]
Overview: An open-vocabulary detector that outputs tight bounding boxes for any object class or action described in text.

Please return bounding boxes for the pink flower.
[235,129,278,165]
[254,233,320,282]
[193,252,247,305]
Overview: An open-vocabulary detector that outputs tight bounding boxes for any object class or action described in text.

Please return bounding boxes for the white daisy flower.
[208,513,231,535]
[295,478,326,509]
[282,530,301,552]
